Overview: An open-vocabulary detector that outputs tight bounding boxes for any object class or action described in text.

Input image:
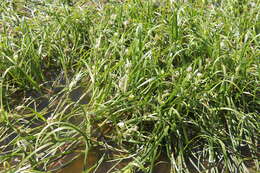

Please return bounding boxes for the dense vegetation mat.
[0,0,259,172]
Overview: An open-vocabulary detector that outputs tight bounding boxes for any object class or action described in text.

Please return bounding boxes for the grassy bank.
[0,0,259,172]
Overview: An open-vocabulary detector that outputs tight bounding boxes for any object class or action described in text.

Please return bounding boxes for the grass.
[0,0,259,172]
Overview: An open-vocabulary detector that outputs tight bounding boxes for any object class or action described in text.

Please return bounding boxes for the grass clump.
[0,0,259,172]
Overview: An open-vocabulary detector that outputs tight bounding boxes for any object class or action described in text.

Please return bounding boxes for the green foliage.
[0,0,259,172]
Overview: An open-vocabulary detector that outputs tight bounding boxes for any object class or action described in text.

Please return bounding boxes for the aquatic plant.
[0,0,259,172]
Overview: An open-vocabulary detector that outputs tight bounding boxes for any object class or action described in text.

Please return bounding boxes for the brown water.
[53,147,258,173]
[53,147,171,173]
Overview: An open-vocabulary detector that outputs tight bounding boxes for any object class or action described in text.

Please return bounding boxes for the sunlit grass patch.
[0,0,259,172]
